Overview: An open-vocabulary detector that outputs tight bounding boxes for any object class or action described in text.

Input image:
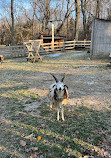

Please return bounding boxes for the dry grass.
[0,51,111,158]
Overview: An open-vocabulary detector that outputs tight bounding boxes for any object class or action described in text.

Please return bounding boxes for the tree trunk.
[74,0,80,41]
[83,13,86,39]
[96,0,100,18]
[11,0,14,45]
[67,0,70,40]
[55,13,70,35]
[44,0,50,34]
[81,0,87,39]
[107,8,111,20]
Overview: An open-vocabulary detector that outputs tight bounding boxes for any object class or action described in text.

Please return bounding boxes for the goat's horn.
[50,73,58,82]
[61,74,65,82]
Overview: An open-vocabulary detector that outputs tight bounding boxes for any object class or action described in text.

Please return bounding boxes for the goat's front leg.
[50,104,52,109]
[61,106,64,121]
[49,101,53,110]
[57,108,60,121]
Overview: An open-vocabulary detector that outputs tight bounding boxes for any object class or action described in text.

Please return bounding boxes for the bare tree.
[107,7,111,20]
[25,2,36,38]
[0,22,5,45]
[55,0,75,35]
[96,0,100,18]
[11,0,14,45]
[66,0,70,40]
[32,0,52,33]
[68,17,74,40]
[74,0,80,40]
[81,0,87,39]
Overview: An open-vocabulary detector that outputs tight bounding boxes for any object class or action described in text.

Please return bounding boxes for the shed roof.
[39,34,65,40]
[42,36,64,40]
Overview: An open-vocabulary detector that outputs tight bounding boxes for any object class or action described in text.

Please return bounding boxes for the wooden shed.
[90,19,111,58]
[39,34,65,43]
[39,34,65,50]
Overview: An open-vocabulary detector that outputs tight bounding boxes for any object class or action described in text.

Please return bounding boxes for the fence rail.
[39,40,91,53]
[0,45,27,58]
[0,40,91,58]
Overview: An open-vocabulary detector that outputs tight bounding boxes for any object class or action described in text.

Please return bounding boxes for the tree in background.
[25,1,37,38]
[55,0,75,35]
[74,0,80,40]
[66,0,70,40]
[32,0,53,34]
[0,0,111,45]
[11,0,14,45]
[81,0,87,39]
[107,7,111,20]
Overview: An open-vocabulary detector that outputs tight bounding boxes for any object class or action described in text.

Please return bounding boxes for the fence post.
[62,40,65,51]
[52,24,54,51]
[84,39,86,48]
[74,39,76,48]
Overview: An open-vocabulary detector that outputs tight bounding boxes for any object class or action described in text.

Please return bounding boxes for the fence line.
[39,40,91,53]
[0,40,91,58]
[0,45,27,58]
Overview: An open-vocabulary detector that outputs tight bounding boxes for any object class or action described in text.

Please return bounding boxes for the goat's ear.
[61,74,65,82]
[50,73,58,82]
[64,85,68,89]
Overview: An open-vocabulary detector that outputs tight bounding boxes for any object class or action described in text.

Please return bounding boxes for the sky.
[0,0,31,19]
[0,0,69,21]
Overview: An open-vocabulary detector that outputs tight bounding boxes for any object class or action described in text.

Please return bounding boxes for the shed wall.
[90,19,111,57]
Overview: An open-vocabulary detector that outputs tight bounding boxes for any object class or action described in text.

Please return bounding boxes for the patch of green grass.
[1,89,38,100]
[1,101,110,158]
[0,55,111,158]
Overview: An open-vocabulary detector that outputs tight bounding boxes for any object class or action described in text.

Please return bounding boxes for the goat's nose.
[59,87,61,91]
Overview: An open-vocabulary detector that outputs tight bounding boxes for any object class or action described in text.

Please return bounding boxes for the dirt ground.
[0,50,111,158]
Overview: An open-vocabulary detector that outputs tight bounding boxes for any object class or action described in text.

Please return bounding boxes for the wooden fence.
[0,40,91,58]
[0,45,27,58]
[40,40,91,53]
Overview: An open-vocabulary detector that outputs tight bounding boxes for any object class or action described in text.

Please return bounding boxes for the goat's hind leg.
[61,106,65,121]
[57,108,60,121]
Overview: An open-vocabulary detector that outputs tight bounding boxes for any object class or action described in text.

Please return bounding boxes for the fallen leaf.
[25,134,34,139]
[25,147,38,153]
[31,147,38,151]
[20,140,26,147]
[30,153,39,158]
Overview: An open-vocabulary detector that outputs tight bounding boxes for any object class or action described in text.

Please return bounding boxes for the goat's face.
[50,73,65,92]
[50,73,67,98]
[56,81,64,91]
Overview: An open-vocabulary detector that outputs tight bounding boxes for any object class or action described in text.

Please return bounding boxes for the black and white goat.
[49,74,68,121]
